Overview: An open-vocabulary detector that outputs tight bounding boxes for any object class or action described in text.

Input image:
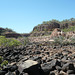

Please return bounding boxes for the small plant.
[22,37,29,45]
[1,60,8,67]
[18,37,29,46]
[0,56,8,70]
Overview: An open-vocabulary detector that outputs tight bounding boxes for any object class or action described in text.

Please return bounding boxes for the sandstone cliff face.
[33,22,60,32]
[30,31,51,37]
[33,21,75,33]
[50,28,66,38]
[31,22,60,36]
[60,23,69,29]
[5,32,22,38]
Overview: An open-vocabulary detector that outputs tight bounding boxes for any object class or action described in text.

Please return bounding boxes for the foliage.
[22,37,29,45]
[18,37,29,46]
[0,36,21,48]
[0,56,8,70]
[0,27,15,36]
[53,36,65,45]
[37,24,41,26]
[33,18,75,32]
[53,35,75,45]
[1,60,8,67]
[34,29,38,32]
[70,37,75,43]
[5,28,15,33]
[62,26,75,32]
[42,19,60,24]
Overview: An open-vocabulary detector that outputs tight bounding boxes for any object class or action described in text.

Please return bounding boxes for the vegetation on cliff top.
[0,27,16,35]
[33,18,75,32]
[62,26,75,32]
[38,18,75,26]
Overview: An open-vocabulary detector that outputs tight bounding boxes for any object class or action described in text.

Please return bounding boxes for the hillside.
[0,18,75,75]
[31,18,75,36]
[0,27,15,35]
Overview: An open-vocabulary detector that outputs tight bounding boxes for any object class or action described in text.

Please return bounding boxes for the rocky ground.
[0,41,75,75]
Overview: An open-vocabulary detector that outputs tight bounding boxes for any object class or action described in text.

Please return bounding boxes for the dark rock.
[42,63,52,75]
[33,56,41,61]
[15,70,20,75]
[9,65,18,72]
[49,70,58,75]
[35,51,41,54]
[5,71,16,75]
[62,63,75,72]
[56,66,62,71]
[0,70,7,75]
[50,59,61,67]
[67,70,75,74]
[18,60,44,75]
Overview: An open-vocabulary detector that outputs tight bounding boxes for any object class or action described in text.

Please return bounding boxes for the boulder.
[18,60,44,75]
[50,28,63,38]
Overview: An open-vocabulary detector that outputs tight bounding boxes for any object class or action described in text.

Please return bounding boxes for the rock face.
[31,22,60,36]
[33,22,60,32]
[22,33,30,37]
[30,31,51,37]
[5,32,22,38]
[60,23,69,29]
[66,31,75,38]
[50,28,66,38]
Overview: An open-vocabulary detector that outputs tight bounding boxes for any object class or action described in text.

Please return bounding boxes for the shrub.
[62,26,75,32]
[53,36,75,45]
[6,39,21,47]
[53,36,64,45]
[1,60,8,67]
[70,37,75,43]
[62,40,70,45]
[0,36,21,48]
[20,37,29,46]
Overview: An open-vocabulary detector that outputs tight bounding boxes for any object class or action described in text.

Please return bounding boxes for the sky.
[0,0,75,33]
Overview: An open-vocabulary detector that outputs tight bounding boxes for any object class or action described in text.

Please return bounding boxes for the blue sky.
[0,0,75,33]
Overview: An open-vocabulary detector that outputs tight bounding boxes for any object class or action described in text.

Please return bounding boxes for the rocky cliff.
[31,20,75,36]
[33,22,60,32]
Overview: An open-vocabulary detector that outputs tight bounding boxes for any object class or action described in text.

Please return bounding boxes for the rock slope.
[0,41,75,75]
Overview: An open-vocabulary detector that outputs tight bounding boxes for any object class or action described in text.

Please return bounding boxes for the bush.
[62,41,70,45]
[19,37,29,46]
[1,60,8,67]
[70,37,75,43]
[53,36,64,45]
[0,36,21,48]
[53,36,75,45]
[62,26,75,32]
